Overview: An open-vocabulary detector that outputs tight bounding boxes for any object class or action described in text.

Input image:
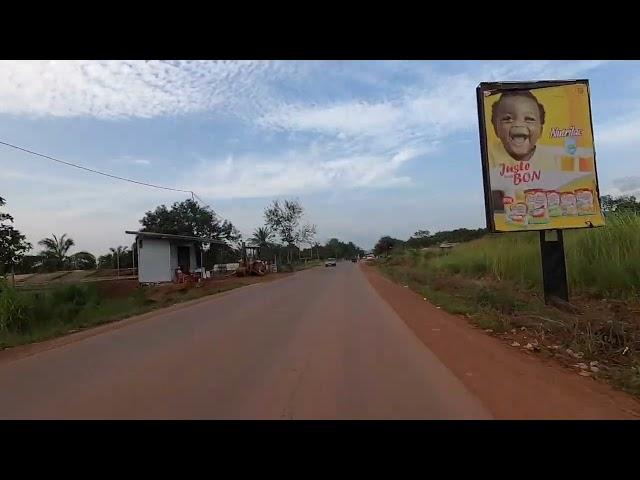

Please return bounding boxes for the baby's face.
[493,95,543,161]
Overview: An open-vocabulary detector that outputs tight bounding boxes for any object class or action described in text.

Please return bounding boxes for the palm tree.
[250,227,273,247]
[109,246,129,275]
[38,233,74,270]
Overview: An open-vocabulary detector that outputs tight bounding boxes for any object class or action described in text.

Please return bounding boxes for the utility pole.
[116,250,120,278]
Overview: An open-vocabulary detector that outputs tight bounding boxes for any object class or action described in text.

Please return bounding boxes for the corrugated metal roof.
[125,230,227,245]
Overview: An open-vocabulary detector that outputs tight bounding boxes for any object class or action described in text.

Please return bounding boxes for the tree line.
[1,194,365,275]
[372,194,640,256]
[248,200,364,263]
[372,227,488,256]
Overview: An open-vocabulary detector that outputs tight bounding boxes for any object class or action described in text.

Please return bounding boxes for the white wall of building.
[137,237,202,283]
[138,238,172,283]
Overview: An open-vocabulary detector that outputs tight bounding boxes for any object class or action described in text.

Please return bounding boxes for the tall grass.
[0,281,104,335]
[408,212,640,299]
[0,275,247,349]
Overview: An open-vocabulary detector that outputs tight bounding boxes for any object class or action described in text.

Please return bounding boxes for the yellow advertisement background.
[482,82,605,232]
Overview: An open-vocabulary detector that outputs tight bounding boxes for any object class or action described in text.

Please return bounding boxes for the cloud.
[612,176,640,193]
[259,101,402,136]
[258,74,476,141]
[185,145,435,199]
[596,113,640,147]
[256,62,606,153]
[133,159,151,165]
[480,60,608,83]
[0,60,294,119]
[0,60,608,125]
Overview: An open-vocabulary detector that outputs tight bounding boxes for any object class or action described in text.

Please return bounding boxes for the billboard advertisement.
[476,80,605,232]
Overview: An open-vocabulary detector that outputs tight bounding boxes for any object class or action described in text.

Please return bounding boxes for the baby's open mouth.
[509,129,530,146]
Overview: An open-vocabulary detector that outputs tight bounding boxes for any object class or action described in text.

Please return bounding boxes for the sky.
[1,60,639,256]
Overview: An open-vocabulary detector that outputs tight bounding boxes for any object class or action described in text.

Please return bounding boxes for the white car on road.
[325,258,337,267]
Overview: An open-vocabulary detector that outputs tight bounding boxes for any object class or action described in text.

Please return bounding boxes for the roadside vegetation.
[1,193,365,349]
[0,275,271,350]
[374,198,640,397]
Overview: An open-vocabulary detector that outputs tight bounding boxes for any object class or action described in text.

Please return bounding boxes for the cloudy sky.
[1,60,639,255]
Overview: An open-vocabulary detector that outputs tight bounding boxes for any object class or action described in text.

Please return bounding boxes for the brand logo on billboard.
[499,161,542,186]
[550,126,583,138]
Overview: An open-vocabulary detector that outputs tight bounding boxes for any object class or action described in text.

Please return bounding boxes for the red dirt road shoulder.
[361,263,640,419]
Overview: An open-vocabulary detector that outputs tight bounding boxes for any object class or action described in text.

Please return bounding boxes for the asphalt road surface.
[0,262,492,419]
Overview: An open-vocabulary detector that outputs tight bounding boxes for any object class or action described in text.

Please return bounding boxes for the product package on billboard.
[476,80,605,232]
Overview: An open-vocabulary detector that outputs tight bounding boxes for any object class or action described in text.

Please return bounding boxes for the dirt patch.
[378,259,640,396]
[90,268,137,278]
[143,273,291,303]
[94,279,140,298]
[52,270,97,283]
[20,271,71,285]
[361,263,640,419]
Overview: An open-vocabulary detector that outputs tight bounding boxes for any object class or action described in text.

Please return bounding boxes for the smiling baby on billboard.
[477,80,604,232]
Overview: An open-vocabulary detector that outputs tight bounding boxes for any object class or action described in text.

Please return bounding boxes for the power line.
[0,139,231,222]
[192,192,231,224]
[0,140,193,194]
[192,192,211,209]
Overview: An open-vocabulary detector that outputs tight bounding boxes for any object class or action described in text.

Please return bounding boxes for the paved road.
[0,262,491,419]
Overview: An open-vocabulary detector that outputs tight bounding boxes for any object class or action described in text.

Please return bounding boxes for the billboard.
[476,80,605,232]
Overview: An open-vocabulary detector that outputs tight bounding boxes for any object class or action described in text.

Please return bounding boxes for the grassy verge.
[0,277,249,350]
[375,212,640,397]
[276,260,322,272]
[295,260,322,271]
[427,212,640,299]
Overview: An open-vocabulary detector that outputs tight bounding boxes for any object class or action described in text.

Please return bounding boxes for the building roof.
[125,231,227,245]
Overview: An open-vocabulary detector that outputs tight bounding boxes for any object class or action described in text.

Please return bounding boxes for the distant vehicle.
[325,258,337,267]
[351,258,357,263]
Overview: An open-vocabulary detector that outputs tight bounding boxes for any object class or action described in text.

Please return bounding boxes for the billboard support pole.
[539,229,569,303]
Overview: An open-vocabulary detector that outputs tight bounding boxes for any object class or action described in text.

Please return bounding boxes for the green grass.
[376,212,640,396]
[0,277,249,350]
[277,260,322,272]
[425,212,640,299]
[0,280,154,349]
[301,260,323,269]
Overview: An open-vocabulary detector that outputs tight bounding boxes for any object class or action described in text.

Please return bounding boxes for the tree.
[405,228,487,248]
[297,223,316,249]
[140,198,239,242]
[38,233,74,270]
[140,198,240,266]
[109,246,129,270]
[264,199,316,264]
[326,238,342,258]
[413,230,431,239]
[250,227,274,247]
[14,255,43,274]
[70,251,97,270]
[320,238,365,260]
[0,196,32,275]
[373,236,404,256]
[98,253,113,269]
[601,194,640,214]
